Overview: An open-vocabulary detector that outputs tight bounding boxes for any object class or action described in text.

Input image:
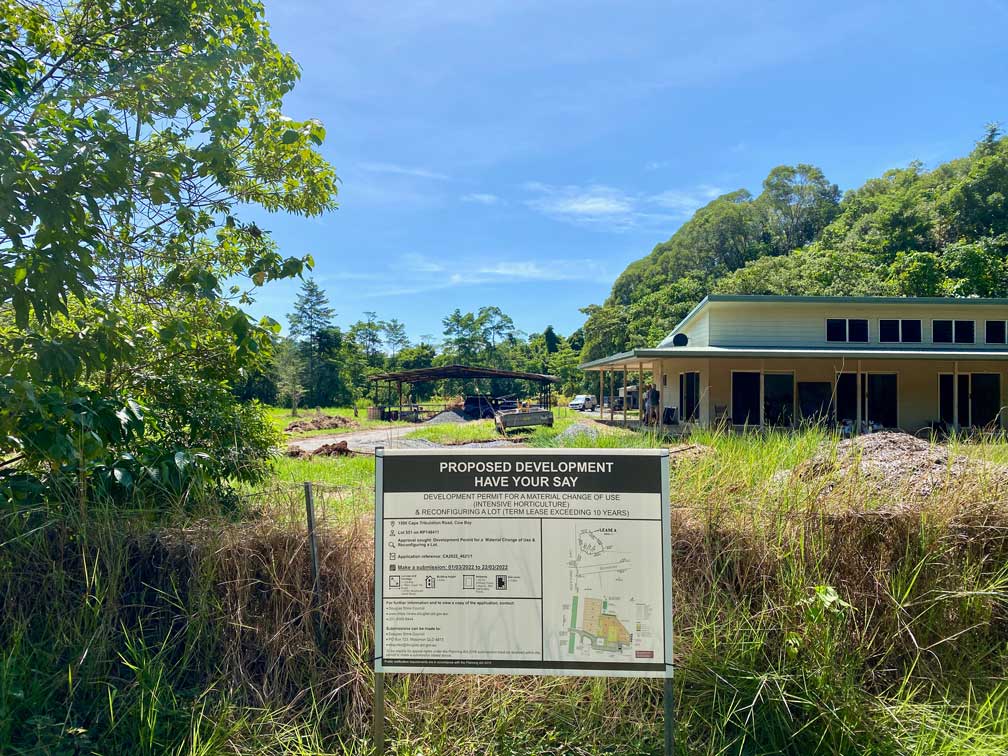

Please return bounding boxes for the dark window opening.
[972,374,1001,428]
[901,319,922,343]
[731,372,760,426]
[879,319,900,343]
[939,374,954,425]
[835,373,858,423]
[826,319,846,342]
[933,320,953,343]
[763,374,794,427]
[954,320,975,344]
[958,374,971,426]
[848,319,868,343]
[797,382,832,424]
[865,374,898,428]
[679,372,699,422]
[948,373,1004,429]
[986,320,1006,345]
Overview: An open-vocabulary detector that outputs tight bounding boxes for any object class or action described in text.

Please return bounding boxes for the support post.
[374,671,385,755]
[303,482,323,649]
[622,367,628,425]
[598,370,603,417]
[856,360,862,433]
[953,360,959,431]
[639,364,644,423]
[759,359,765,430]
[664,676,674,756]
[609,370,615,421]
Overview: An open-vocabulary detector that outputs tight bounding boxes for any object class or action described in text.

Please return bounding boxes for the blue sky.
[243,0,1008,343]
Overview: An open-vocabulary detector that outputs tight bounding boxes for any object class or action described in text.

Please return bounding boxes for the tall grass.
[1,428,1006,754]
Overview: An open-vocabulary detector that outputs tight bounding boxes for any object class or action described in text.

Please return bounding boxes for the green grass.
[3,427,1008,754]
[405,418,501,444]
[404,407,637,446]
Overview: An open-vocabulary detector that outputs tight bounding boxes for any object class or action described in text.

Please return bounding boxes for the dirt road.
[288,425,418,455]
[288,424,522,455]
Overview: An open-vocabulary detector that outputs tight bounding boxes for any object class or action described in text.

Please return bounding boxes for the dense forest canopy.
[580,127,1008,363]
[244,278,585,411]
[0,0,338,503]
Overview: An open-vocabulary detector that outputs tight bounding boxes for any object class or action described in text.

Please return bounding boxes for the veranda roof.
[579,346,1008,371]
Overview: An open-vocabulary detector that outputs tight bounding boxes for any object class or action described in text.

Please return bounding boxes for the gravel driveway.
[288,425,518,455]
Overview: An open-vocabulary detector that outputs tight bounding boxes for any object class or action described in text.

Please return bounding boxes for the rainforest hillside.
[580,127,1008,362]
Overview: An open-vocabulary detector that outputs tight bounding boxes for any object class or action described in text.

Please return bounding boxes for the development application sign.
[374,448,671,678]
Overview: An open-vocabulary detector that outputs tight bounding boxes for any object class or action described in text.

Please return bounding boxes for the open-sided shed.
[368,364,559,421]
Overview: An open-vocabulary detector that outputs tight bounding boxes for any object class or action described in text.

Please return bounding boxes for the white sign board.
[374,448,671,678]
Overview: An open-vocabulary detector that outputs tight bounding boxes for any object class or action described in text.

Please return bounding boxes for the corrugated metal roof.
[369,364,559,384]
[580,345,1008,370]
[706,294,1008,305]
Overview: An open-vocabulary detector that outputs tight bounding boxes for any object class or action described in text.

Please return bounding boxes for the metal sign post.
[373,448,673,753]
[373,671,385,754]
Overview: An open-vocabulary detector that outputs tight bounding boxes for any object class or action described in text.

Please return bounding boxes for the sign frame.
[373,447,672,678]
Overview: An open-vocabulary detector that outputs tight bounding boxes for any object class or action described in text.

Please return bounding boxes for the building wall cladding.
[706,301,1008,350]
[652,357,1008,432]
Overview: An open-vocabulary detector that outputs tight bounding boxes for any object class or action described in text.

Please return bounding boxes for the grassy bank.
[2,429,1007,754]
[404,407,636,445]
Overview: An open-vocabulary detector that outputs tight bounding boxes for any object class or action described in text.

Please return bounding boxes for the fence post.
[303,481,324,649]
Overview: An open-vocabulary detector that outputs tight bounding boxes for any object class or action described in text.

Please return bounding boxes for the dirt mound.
[285,440,354,458]
[424,409,466,425]
[285,414,356,433]
[791,431,1008,500]
[314,441,353,457]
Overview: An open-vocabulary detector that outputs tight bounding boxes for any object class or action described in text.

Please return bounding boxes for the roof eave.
[706,294,1008,306]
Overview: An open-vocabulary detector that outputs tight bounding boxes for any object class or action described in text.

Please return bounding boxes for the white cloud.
[524,183,634,223]
[523,181,723,230]
[357,161,450,180]
[651,185,722,212]
[363,253,611,297]
[400,252,445,274]
[461,192,501,205]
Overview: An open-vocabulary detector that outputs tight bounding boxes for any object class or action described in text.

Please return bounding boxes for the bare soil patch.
[285,413,357,433]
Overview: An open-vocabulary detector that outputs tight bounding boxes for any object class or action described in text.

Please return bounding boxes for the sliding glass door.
[834,372,898,428]
[940,373,1001,428]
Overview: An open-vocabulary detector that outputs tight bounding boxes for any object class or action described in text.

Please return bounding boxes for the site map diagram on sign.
[544,523,662,663]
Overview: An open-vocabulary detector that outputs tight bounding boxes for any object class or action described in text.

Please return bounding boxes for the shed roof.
[368,364,559,384]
